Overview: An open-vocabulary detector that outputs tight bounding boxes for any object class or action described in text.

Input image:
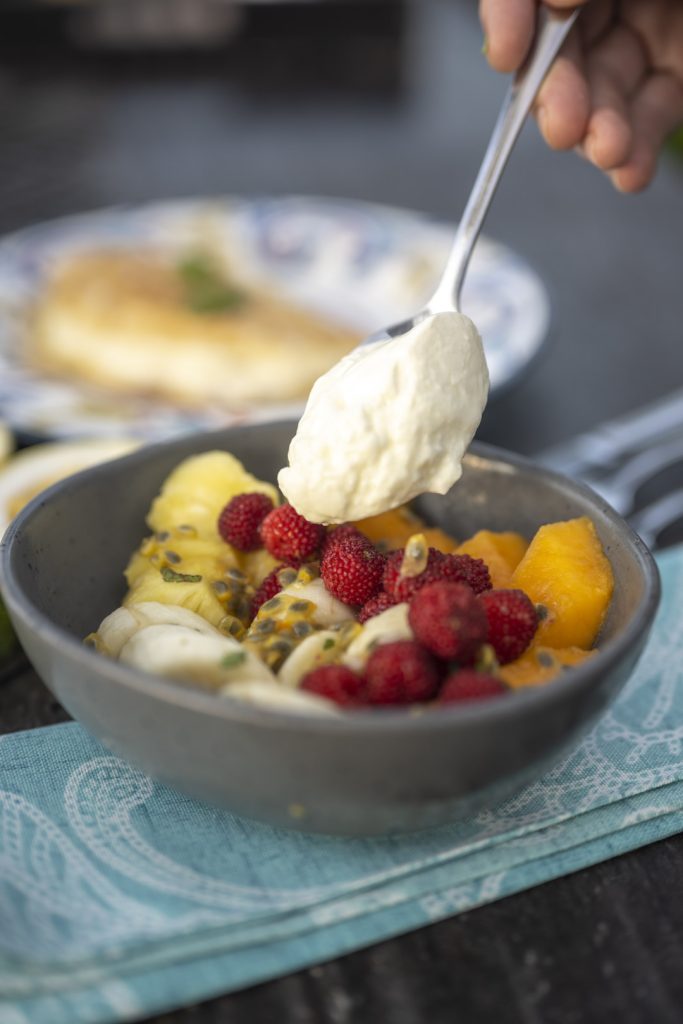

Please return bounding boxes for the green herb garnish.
[221,651,246,670]
[323,638,335,650]
[177,253,246,314]
[161,567,202,584]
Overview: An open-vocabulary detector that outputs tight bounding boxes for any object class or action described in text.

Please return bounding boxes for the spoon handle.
[428,5,580,314]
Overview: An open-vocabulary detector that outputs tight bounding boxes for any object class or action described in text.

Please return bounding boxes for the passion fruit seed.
[177,524,197,535]
[254,618,276,635]
[277,567,298,588]
[400,533,429,578]
[218,615,246,640]
[474,643,500,674]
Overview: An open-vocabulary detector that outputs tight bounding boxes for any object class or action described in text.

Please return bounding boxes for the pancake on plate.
[30,249,361,408]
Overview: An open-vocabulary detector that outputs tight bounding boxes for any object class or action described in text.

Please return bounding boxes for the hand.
[479,0,683,191]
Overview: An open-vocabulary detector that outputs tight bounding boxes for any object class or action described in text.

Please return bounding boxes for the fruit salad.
[89,451,615,714]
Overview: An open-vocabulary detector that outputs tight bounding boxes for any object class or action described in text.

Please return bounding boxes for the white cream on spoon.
[279,9,578,524]
[278,312,488,523]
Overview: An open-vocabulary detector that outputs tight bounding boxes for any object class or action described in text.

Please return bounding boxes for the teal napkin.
[2,546,682,1024]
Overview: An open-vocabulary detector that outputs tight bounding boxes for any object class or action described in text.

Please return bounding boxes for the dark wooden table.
[2,2,683,1021]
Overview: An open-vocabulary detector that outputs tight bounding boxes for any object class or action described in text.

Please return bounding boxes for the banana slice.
[93,601,222,658]
[277,629,345,688]
[281,578,354,627]
[343,603,412,671]
[220,679,338,715]
[119,624,274,689]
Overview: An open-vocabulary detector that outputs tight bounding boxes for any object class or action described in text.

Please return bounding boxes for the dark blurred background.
[1,0,683,453]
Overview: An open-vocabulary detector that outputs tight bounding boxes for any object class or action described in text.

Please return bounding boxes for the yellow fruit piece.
[148,451,278,538]
[239,547,280,587]
[421,527,459,554]
[125,532,237,589]
[355,506,424,550]
[511,517,614,649]
[456,530,528,588]
[125,570,226,629]
[499,645,596,689]
[355,506,458,553]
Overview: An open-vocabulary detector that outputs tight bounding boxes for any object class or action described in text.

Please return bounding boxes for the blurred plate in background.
[0,196,550,442]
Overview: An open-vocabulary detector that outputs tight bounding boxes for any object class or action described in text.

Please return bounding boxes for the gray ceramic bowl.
[1,424,660,835]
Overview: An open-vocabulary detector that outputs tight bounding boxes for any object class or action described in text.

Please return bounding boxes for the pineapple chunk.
[125,530,237,589]
[124,570,228,629]
[148,451,278,538]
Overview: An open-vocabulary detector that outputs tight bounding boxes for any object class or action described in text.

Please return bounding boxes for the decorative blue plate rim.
[0,195,551,442]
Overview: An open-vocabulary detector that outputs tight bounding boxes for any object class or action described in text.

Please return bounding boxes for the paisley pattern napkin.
[1,547,682,1024]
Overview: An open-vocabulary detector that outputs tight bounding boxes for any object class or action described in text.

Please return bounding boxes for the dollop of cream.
[278,311,488,523]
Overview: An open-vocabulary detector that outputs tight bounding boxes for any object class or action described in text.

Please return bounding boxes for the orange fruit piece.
[499,644,596,688]
[355,506,457,553]
[456,530,528,588]
[510,517,614,649]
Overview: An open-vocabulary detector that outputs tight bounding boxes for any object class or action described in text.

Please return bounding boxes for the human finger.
[480,0,536,73]
[611,72,683,192]
[581,22,648,170]
[534,29,591,150]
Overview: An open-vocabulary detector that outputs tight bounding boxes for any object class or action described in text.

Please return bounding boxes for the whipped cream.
[278,311,489,523]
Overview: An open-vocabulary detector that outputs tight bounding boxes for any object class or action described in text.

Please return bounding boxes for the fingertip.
[536,56,590,151]
[610,160,656,193]
[585,111,632,171]
[537,100,589,151]
[480,0,535,74]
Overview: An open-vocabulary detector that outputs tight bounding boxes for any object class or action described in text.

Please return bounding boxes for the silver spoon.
[364,5,580,345]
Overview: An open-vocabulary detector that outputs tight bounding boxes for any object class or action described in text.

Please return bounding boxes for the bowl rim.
[0,428,661,736]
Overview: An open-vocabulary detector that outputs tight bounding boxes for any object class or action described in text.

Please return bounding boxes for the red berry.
[217,492,273,551]
[408,581,488,661]
[383,548,491,601]
[383,547,445,601]
[251,566,286,617]
[301,665,366,707]
[357,591,397,624]
[439,669,508,704]
[439,553,491,595]
[322,524,365,553]
[365,640,441,705]
[479,589,538,664]
[259,504,325,562]
[321,534,385,606]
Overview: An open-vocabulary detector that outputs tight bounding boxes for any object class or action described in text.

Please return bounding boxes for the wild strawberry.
[259,504,325,563]
[251,566,286,617]
[365,640,441,705]
[322,524,365,553]
[408,581,488,661]
[383,547,445,601]
[217,492,273,550]
[301,665,366,707]
[383,548,491,601]
[357,591,397,624]
[439,553,491,595]
[439,669,508,704]
[479,589,538,664]
[321,534,385,606]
